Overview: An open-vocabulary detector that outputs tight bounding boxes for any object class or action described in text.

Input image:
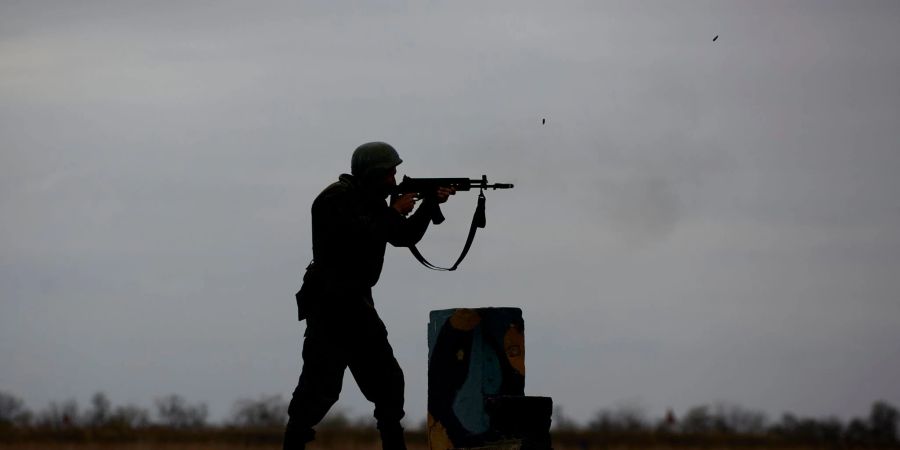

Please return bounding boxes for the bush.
[0,391,32,428]
[36,399,80,429]
[229,395,287,428]
[154,395,207,429]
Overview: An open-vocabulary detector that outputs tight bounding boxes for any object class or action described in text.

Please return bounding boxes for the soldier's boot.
[378,424,407,450]
[282,423,314,450]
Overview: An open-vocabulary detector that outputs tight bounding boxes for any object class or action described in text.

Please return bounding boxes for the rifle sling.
[409,190,486,271]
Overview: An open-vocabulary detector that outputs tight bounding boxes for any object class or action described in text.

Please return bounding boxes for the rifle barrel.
[395,176,513,192]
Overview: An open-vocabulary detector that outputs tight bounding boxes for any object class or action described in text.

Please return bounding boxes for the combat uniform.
[285,173,435,450]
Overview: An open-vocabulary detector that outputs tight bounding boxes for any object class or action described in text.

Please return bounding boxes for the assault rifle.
[392,175,514,224]
[391,175,514,271]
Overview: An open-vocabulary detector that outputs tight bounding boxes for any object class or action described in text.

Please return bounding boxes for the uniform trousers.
[284,297,405,447]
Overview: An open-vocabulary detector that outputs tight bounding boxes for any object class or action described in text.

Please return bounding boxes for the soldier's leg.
[349,318,406,450]
[284,331,347,449]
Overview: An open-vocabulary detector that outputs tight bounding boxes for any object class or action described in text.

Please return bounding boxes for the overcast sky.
[2,0,899,426]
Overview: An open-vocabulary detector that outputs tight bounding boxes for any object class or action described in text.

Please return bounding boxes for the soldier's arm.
[386,201,434,247]
[318,190,404,243]
[316,188,439,247]
[387,187,453,247]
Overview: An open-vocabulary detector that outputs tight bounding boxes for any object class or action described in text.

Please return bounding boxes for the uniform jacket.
[295,173,434,320]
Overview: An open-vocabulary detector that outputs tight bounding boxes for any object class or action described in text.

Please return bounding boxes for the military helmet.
[351,141,403,177]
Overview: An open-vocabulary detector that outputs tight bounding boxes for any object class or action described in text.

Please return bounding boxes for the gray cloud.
[2,0,899,424]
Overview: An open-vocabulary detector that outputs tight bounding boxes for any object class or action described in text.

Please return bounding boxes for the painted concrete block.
[427,307,551,450]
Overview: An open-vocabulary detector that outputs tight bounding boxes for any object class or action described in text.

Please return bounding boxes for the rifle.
[392,175,514,224]
[391,175,514,271]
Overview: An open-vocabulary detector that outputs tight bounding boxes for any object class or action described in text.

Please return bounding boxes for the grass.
[0,444,864,450]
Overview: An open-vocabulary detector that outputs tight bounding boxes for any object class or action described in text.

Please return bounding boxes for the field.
[2,434,889,450]
[3,426,897,450]
[0,444,867,450]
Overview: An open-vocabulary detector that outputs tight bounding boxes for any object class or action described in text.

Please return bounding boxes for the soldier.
[284,142,454,450]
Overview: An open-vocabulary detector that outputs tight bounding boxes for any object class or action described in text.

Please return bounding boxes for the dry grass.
[0,444,380,450]
[3,446,577,450]
[0,443,426,450]
[0,444,852,450]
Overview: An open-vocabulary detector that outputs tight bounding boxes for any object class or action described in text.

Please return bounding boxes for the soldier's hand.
[435,186,456,204]
[392,193,417,216]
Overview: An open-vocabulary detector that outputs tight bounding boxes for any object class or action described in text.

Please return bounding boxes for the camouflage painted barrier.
[427,308,552,450]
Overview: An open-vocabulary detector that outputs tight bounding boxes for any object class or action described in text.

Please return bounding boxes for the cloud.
[2,1,899,423]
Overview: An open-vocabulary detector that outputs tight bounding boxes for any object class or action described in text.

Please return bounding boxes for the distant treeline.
[552,400,899,448]
[1,391,898,448]
[0,390,389,446]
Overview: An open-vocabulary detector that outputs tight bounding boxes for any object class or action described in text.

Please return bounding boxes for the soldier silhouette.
[283,142,454,450]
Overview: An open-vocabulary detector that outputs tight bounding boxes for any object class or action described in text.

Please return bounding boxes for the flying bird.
[713,35,718,42]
